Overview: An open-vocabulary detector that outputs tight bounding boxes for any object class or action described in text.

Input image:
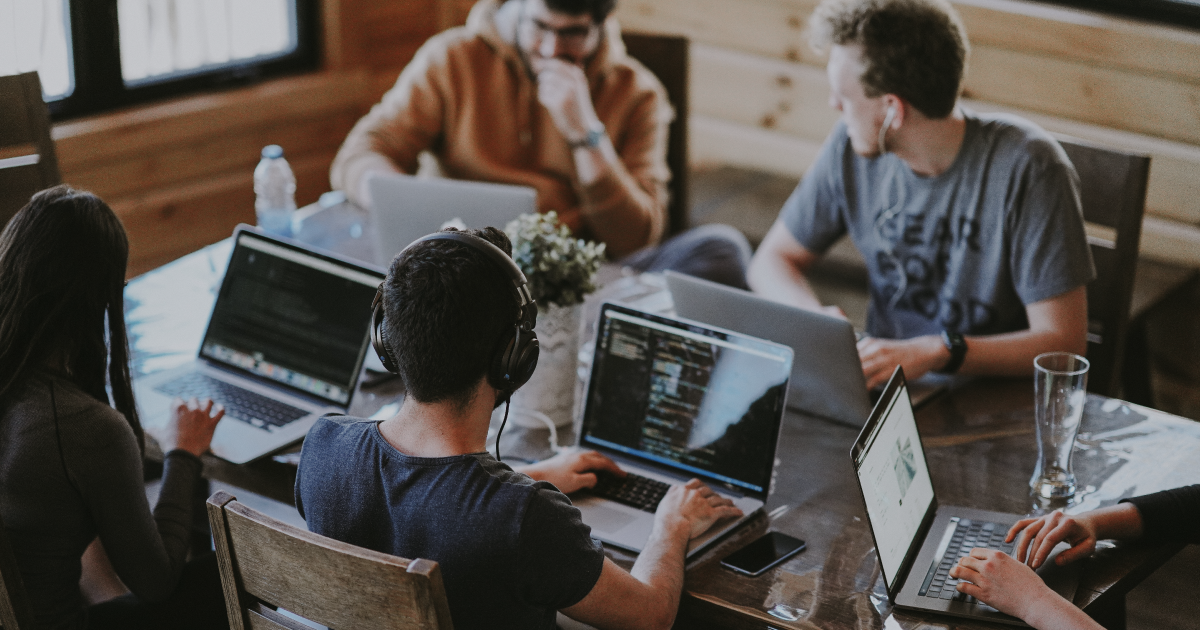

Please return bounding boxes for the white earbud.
[878,105,897,155]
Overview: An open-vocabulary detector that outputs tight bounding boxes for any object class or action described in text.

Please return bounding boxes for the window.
[1046,0,1200,30]
[0,0,319,120]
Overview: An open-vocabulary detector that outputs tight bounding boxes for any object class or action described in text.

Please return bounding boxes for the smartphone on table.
[720,531,807,577]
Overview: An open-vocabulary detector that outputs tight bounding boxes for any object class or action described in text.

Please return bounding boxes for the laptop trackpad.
[585,505,637,532]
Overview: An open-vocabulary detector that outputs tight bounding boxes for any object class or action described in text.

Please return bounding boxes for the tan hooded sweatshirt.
[330,0,673,257]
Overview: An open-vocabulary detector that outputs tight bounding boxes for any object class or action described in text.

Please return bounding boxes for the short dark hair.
[381,227,520,409]
[544,0,617,23]
[809,0,968,118]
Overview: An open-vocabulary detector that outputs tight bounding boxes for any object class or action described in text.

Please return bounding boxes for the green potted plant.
[504,211,605,429]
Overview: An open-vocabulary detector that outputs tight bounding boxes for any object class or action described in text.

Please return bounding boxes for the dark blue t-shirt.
[295,416,605,630]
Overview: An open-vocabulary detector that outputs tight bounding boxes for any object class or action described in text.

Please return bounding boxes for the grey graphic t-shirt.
[782,109,1095,339]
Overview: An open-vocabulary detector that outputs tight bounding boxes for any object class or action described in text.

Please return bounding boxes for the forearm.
[330,123,413,209]
[627,521,689,628]
[1020,590,1105,630]
[958,326,1085,376]
[96,449,201,602]
[747,249,826,312]
[574,139,666,258]
[1084,503,1144,541]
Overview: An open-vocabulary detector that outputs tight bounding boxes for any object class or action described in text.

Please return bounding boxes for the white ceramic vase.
[508,302,581,429]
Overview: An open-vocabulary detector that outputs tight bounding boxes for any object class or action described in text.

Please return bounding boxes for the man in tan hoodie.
[331,0,750,287]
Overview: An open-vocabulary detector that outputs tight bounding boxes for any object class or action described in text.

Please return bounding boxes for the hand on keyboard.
[655,479,744,541]
[515,448,625,495]
[1008,511,1100,569]
[160,397,225,457]
[950,548,1060,622]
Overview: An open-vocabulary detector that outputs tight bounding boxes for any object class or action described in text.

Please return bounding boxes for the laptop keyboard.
[590,472,671,513]
[154,373,309,431]
[919,518,1014,603]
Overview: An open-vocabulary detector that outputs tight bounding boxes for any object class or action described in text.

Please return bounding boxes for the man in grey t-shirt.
[748,0,1094,389]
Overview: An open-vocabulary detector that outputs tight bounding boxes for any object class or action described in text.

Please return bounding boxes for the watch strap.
[940,329,967,374]
[568,123,606,149]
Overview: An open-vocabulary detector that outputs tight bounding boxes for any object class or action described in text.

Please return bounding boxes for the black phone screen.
[720,531,806,576]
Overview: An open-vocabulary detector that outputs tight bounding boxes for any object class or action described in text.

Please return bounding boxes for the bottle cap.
[261,145,284,159]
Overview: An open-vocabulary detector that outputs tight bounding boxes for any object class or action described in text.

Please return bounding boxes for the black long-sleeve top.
[1122,484,1200,544]
[0,371,202,630]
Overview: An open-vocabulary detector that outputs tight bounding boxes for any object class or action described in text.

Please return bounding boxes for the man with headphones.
[295,227,742,630]
[748,0,1095,390]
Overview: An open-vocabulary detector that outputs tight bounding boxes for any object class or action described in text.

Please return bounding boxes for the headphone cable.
[495,394,511,461]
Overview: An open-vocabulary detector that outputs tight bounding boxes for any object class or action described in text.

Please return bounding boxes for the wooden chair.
[622,33,689,238]
[0,72,61,229]
[1055,136,1151,398]
[207,491,454,630]
[0,509,38,630]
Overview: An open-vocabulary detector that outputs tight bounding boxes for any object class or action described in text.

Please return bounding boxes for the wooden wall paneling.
[963,45,1200,146]
[54,73,370,170]
[691,114,820,177]
[62,111,359,202]
[357,0,443,71]
[118,151,334,276]
[952,0,1200,82]
[438,0,477,30]
[619,0,1200,84]
[691,44,838,142]
[617,0,824,65]
[1140,216,1200,269]
[54,72,373,274]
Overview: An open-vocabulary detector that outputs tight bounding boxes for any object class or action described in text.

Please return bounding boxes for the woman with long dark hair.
[0,186,227,629]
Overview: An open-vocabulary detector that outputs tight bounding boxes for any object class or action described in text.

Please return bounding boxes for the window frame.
[1033,0,1200,31]
[49,0,321,121]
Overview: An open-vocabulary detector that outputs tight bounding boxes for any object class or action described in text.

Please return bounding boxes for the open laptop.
[572,303,793,558]
[852,366,1077,625]
[665,271,872,428]
[367,173,536,266]
[134,226,384,464]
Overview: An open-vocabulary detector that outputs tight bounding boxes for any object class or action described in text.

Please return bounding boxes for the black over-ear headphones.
[370,231,540,394]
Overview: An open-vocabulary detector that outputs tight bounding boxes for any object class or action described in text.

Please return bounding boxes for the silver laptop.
[572,303,793,558]
[367,173,536,266]
[134,226,384,464]
[665,271,872,428]
[852,367,1078,625]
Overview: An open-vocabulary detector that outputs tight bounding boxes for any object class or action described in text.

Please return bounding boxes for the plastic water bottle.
[254,145,296,237]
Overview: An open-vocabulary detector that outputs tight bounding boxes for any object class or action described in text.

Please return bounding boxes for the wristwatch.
[569,122,606,149]
[939,330,967,374]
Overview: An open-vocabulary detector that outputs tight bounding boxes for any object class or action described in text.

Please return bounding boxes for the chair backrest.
[0,509,38,630]
[622,33,689,238]
[0,72,61,229]
[1055,135,1150,397]
[206,491,454,630]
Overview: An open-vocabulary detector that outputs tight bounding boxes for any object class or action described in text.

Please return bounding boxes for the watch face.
[586,126,606,147]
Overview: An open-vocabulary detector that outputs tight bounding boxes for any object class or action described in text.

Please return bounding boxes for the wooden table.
[669,378,1199,630]
[127,202,1200,630]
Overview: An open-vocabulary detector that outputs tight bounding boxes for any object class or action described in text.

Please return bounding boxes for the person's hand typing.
[160,397,224,458]
[654,479,744,541]
[857,334,948,390]
[950,548,1059,619]
[1008,510,1099,569]
[517,448,625,494]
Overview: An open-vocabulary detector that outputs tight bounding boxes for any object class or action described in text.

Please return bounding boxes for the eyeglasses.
[526,18,596,45]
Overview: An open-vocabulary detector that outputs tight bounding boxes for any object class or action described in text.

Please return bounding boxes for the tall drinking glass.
[1031,352,1089,500]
